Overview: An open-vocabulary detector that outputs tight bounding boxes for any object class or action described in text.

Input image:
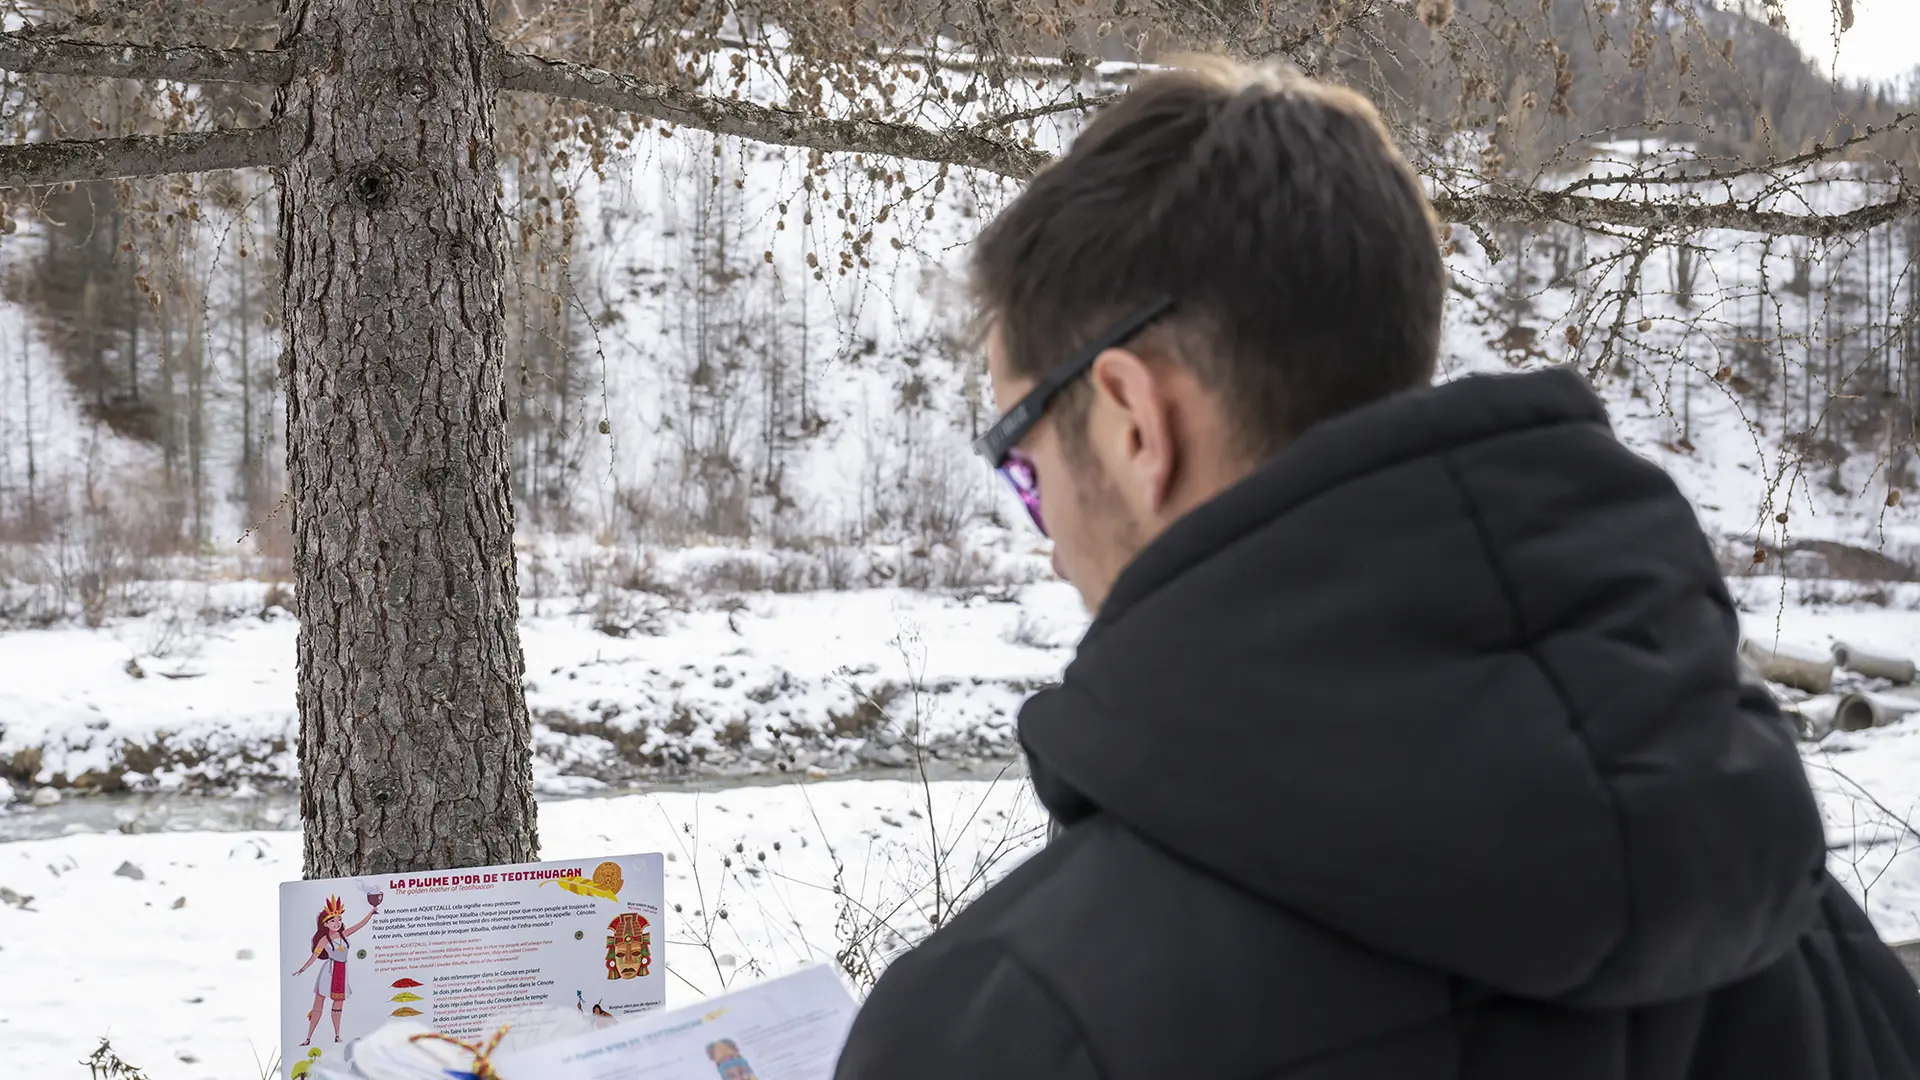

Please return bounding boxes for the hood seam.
[1091,372,1611,635]
[1435,442,1633,998]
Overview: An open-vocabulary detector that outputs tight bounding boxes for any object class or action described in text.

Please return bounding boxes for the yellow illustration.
[545,862,625,902]
[390,991,423,1003]
[289,1048,322,1080]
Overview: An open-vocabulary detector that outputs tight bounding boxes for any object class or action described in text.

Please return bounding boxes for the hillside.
[0,37,1916,799]
[4,127,1915,572]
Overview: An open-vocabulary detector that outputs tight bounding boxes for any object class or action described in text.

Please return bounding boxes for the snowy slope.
[6,55,1909,564]
[1433,163,1920,562]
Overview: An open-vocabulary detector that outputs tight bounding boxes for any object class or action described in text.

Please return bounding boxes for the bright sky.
[1779,0,1919,86]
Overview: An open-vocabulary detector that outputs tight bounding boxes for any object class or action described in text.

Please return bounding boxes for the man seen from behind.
[832,57,1920,1080]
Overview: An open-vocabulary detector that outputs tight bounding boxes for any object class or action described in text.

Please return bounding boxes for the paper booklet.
[490,963,858,1080]
[280,852,667,1080]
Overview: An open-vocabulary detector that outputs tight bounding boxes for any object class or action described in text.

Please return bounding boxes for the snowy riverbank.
[0,578,1087,797]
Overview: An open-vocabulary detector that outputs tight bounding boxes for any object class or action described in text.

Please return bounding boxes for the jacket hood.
[1020,367,1826,1008]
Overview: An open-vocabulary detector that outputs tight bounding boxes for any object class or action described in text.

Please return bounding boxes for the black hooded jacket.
[833,369,1920,1080]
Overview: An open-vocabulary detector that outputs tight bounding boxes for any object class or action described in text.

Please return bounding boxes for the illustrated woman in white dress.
[291,894,379,1046]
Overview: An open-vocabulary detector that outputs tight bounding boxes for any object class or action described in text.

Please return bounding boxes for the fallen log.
[1833,690,1920,732]
[1740,638,1835,695]
[1831,642,1918,685]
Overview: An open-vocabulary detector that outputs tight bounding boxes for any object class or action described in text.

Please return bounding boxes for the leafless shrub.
[887,542,1034,599]
[82,1038,153,1080]
[259,580,293,618]
[639,630,1046,996]
[613,550,680,597]
[1002,610,1064,649]
[57,506,143,628]
[590,586,672,639]
[125,591,210,661]
[817,543,864,591]
[827,629,1046,984]
[684,554,764,595]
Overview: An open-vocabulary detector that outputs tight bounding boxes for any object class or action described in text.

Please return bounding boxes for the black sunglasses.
[974,295,1177,535]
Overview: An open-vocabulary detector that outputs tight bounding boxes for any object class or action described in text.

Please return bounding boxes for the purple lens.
[999,451,1045,536]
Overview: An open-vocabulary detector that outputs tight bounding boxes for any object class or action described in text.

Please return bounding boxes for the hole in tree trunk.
[347,162,401,208]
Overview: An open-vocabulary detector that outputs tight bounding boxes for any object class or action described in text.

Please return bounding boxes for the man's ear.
[1087,347,1179,516]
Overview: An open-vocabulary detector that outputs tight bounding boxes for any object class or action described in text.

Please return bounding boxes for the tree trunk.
[278,0,536,877]
[21,312,36,528]
[183,224,206,545]
[238,209,254,498]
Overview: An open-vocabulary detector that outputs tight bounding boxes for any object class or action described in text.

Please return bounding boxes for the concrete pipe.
[1833,691,1920,732]
[1740,638,1835,695]
[1831,642,1918,685]
[1781,695,1842,741]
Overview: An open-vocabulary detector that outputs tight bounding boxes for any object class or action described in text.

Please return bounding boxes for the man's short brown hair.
[971,58,1444,459]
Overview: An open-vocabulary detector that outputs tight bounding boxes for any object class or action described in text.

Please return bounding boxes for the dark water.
[0,758,1026,843]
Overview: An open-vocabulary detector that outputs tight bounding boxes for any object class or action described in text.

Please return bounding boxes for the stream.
[0,756,1028,843]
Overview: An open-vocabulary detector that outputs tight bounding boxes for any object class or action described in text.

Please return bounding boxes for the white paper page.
[492,964,857,1080]
[279,853,665,1077]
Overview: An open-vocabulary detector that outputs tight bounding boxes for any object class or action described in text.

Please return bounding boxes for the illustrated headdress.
[605,912,652,978]
[608,912,649,938]
[322,895,346,920]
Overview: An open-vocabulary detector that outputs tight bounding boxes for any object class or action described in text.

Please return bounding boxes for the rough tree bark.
[278,0,535,876]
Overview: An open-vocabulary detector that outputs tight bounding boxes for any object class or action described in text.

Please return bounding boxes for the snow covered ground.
[0,778,1049,1079]
[1,586,1917,1078]
[2,656,1918,1078]
[1742,585,1920,945]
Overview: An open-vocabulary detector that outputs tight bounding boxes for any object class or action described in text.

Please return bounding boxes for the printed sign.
[278,853,665,1079]
[492,963,857,1080]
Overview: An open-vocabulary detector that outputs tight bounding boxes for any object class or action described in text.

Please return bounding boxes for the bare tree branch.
[498,48,1917,241]
[1561,113,1918,195]
[1,33,1900,241]
[496,48,1051,180]
[0,31,290,84]
[0,126,283,188]
[971,92,1121,132]
[678,35,1144,80]
[1433,187,1920,240]
[8,34,285,85]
